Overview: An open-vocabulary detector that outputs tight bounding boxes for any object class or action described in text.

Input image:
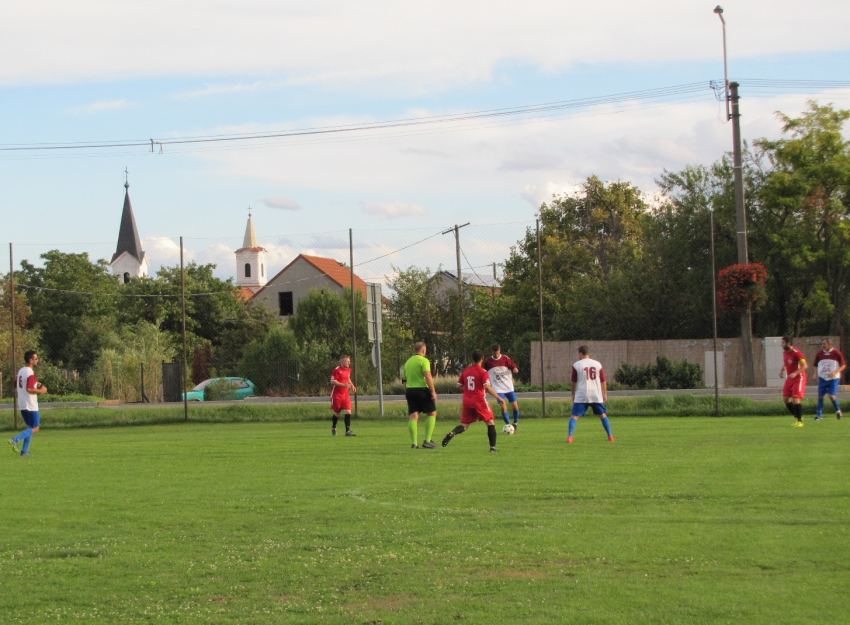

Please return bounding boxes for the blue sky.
[2,1,849,284]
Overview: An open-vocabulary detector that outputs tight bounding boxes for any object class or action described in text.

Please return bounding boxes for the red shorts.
[783,373,807,399]
[331,394,351,413]
[461,402,493,424]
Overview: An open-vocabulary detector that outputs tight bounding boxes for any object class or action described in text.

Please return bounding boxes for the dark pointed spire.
[111,173,144,264]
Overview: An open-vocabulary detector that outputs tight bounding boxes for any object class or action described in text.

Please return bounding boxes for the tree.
[17,251,118,369]
[0,282,39,397]
[756,102,850,335]
[289,287,367,357]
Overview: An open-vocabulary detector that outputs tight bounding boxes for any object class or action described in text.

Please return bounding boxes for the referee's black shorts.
[405,387,436,415]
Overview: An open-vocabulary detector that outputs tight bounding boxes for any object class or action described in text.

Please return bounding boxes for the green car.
[183,377,255,402]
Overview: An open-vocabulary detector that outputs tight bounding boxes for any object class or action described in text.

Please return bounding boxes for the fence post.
[536,219,546,419]
[180,237,189,422]
[350,228,358,418]
[9,243,18,429]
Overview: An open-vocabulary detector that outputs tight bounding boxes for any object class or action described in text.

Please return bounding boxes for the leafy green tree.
[289,287,367,357]
[17,251,118,369]
[756,102,850,335]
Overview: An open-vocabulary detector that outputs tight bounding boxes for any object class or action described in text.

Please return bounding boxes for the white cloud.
[361,201,428,220]
[2,2,848,87]
[261,196,303,211]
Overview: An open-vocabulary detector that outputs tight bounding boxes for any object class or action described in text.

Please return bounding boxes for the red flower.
[717,263,768,312]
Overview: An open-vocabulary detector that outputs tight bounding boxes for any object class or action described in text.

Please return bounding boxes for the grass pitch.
[1,416,848,624]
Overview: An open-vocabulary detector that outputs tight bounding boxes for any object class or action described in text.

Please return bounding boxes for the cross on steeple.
[124,167,129,189]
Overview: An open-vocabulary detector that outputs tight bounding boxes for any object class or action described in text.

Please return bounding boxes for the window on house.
[279,291,294,316]
[245,263,251,278]
[123,272,130,283]
[261,263,264,277]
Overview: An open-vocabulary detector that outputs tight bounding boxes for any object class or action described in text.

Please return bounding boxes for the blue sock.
[22,436,32,453]
[817,397,824,417]
[502,412,510,424]
[512,409,520,424]
[568,417,578,437]
[13,428,33,444]
[600,417,612,437]
[832,398,841,412]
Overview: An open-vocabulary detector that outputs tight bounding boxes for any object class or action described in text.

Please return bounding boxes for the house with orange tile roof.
[250,253,368,317]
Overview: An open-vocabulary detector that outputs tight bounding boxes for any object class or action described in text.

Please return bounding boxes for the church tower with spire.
[235,209,268,293]
[110,173,149,283]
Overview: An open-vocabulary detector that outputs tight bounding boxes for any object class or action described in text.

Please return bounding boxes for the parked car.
[183,377,255,402]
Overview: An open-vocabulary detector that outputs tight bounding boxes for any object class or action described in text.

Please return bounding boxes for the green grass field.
[1,415,848,624]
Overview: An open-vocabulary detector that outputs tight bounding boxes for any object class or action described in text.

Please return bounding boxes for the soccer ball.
[502,424,515,435]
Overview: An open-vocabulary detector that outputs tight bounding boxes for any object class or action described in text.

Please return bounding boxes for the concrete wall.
[252,258,344,318]
[531,336,838,388]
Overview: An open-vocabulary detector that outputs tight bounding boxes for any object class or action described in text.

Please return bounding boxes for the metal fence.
[3,217,844,424]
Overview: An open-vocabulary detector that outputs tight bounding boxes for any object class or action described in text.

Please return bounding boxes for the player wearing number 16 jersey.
[568,346,613,443]
[442,349,508,452]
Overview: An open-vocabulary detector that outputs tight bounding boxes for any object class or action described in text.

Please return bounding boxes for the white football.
[502,424,515,435]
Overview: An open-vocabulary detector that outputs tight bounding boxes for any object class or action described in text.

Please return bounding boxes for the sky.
[2,0,849,286]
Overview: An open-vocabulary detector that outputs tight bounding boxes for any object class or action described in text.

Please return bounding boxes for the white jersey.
[16,366,39,412]
[571,358,607,403]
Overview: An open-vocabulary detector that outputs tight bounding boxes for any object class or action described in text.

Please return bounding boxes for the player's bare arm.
[793,359,808,377]
[602,380,608,403]
[425,370,437,400]
[29,383,47,395]
[485,382,508,410]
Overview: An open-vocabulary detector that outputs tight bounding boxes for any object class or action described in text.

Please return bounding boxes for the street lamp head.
[713,5,723,15]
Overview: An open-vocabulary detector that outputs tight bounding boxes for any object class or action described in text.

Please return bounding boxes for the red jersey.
[783,347,806,375]
[330,366,352,398]
[458,364,491,408]
[813,348,845,381]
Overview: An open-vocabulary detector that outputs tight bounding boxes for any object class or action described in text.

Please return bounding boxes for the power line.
[0,82,716,153]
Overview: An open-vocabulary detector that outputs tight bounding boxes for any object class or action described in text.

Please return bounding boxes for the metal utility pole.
[709,208,720,417]
[715,6,754,386]
[536,219,546,418]
[349,229,358,417]
[9,243,18,429]
[442,223,470,366]
[180,237,189,422]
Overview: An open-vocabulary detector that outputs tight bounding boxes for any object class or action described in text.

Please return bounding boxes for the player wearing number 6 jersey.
[813,338,845,421]
[568,346,613,443]
[442,349,507,452]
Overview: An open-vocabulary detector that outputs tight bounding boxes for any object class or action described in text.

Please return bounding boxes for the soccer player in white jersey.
[9,350,48,457]
[568,346,613,443]
[814,338,845,421]
[484,343,521,430]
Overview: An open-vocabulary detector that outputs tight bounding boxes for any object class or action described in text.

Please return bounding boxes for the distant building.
[110,179,149,283]
[433,270,500,299]
[252,254,368,318]
[235,212,268,299]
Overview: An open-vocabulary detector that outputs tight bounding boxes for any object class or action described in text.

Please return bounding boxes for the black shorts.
[406,387,436,415]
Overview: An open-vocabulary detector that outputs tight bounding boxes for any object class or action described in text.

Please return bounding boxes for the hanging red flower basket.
[717,263,768,313]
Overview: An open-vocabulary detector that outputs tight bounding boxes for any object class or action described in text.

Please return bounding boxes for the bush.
[205,380,241,401]
[614,358,703,390]
[614,363,655,389]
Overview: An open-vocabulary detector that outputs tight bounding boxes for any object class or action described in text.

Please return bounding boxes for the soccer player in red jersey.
[780,336,808,427]
[330,355,357,436]
[813,338,845,421]
[442,349,507,452]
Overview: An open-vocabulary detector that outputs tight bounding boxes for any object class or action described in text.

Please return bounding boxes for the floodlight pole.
[442,223,469,367]
[715,6,754,386]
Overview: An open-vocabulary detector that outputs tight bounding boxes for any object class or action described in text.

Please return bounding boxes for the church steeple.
[110,170,149,283]
[235,207,268,292]
[243,208,259,248]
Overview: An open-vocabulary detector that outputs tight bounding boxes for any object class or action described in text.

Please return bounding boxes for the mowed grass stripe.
[0,417,848,624]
